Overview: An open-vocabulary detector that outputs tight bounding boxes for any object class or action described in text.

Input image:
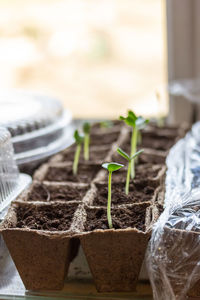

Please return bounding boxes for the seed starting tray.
[0,120,186,300]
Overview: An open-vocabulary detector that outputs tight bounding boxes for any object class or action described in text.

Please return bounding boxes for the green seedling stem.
[83,122,91,161]
[117,148,144,195]
[102,162,124,229]
[130,126,138,178]
[73,130,84,175]
[120,110,148,179]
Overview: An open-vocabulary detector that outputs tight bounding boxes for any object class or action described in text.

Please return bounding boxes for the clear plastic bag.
[147,122,200,299]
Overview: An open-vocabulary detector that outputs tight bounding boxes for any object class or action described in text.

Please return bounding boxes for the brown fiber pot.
[80,228,150,292]
[0,202,78,290]
[79,203,158,292]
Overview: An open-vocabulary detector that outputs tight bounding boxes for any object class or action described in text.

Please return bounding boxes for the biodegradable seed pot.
[20,181,89,203]
[79,203,158,292]
[0,201,80,290]
[34,162,101,183]
[0,117,189,293]
[92,182,159,207]
[105,164,166,187]
[50,145,111,164]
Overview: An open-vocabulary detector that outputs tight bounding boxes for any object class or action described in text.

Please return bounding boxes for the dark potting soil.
[111,164,162,184]
[124,131,176,152]
[84,203,149,231]
[15,203,78,231]
[145,125,180,138]
[141,134,176,151]
[27,182,88,202]
[93,182,154,206]
[90,131,119,146]
[44,164,101,183]
[61,147,109,163]
[157,204,164,215]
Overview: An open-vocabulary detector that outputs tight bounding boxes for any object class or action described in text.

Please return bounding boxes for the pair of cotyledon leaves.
[120,110,149,129]
[74,122,91,144]
[102,148,143,172]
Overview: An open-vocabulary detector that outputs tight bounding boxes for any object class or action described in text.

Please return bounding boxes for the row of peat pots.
[0,117,189,292]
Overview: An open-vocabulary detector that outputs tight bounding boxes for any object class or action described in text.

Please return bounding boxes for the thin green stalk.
[130,127,138,179]
[84,133,90,160]
[73,144,81,175]
[125,161,131,195]
[157,117,165,128]
[107,171,113,229]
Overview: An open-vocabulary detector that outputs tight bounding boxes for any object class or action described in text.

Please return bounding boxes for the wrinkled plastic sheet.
[147,121,200,299]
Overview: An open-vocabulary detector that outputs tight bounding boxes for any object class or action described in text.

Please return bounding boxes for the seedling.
[73,130,84,175]
[83,122,91,161]
[102,162,124,229]
[117,148,144,195]
[120,110,148,179]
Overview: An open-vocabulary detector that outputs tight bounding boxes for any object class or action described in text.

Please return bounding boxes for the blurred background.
[0,0,167,119]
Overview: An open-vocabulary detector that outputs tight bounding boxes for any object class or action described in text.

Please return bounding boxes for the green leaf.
[128,110,137,120]
[135,117,149,129]
[120,110,137,127]
[83,122,91,134]
[120,115,135,127]
[130,149,144,160]
[120,110,149,130]
[74,130,84,145]
[117,147,130,161]
[102,162,124,173]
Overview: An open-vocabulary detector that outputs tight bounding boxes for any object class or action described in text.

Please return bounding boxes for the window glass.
[0,0,166,119]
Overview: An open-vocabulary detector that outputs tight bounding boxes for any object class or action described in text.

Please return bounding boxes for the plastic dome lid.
[0,90,73,170]
[0,127,31,219]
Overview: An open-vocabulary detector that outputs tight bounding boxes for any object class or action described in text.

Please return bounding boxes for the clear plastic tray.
[0,90,73,173]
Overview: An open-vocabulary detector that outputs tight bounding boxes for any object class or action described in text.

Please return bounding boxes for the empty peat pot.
[79,202,159,292]
[0,201,80,290]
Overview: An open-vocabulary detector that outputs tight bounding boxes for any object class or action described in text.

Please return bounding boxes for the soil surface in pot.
[27,182,89,202]
[84,203,149,231]
[90,131,119,146]
[157,203,164,215]
[44,164,101,183]
[111,164,163,184]
[123,131,176,152]
[60,146,109,163]
[14,203,79,231]
[144,124,180,138]
[141,134,176,151]
[93,182,154,206]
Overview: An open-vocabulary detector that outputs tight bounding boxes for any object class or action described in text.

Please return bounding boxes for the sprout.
[73,130,84,175]
[83,122,91,161]
[120,110,148,179]
[102,162,124,229]
[117,148,144,195]
[100,120,113,129]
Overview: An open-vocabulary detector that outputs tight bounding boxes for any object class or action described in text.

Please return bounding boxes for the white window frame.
[166,0,200,124]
